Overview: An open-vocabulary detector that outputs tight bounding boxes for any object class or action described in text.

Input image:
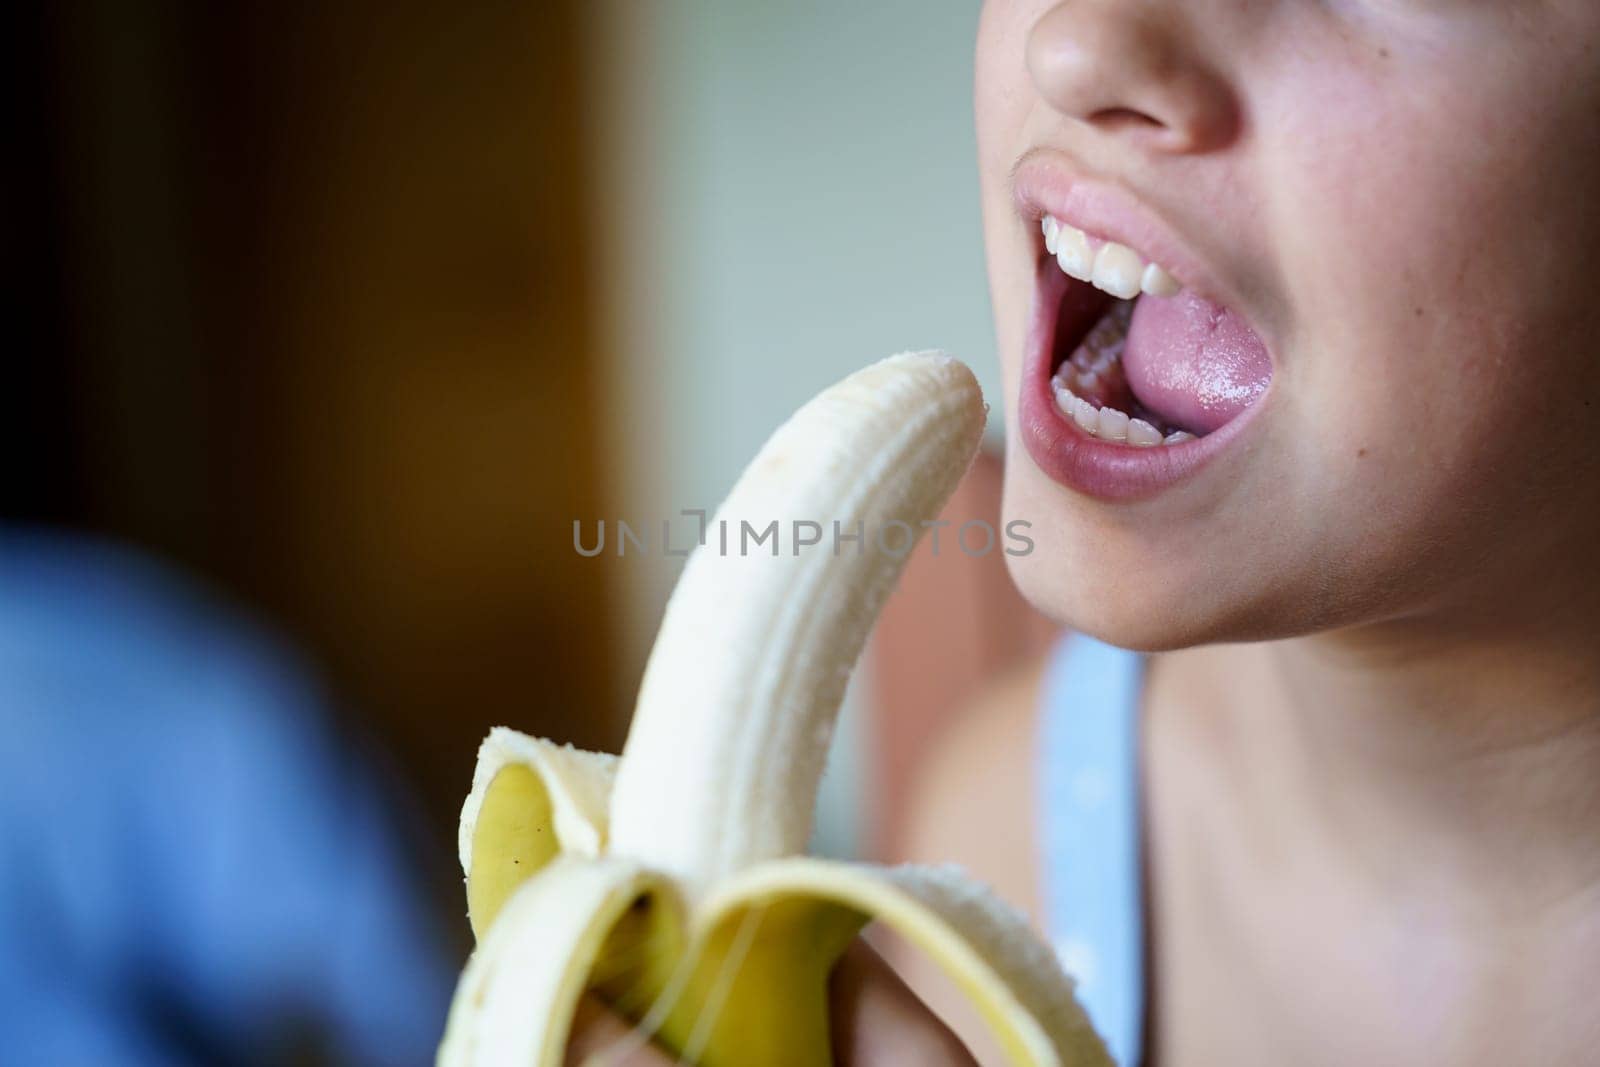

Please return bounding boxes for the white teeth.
[1072,396,1099,433]
[1140,262,1181,298]
[1051,379,1196,447]
[1096,406,1130,442]
[1127,418,1163,447]
[1091,244,1143,300]
[1048,269,1194,448]
[1054,225,1093,281]
[1041,215,1184,301]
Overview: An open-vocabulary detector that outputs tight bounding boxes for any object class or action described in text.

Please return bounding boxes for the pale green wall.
[594,3,997,856]
[600,1,997,509]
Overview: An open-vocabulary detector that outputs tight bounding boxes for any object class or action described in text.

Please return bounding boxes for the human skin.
[562,942,975,1066]
[987,0,1600,648]
[976,0,1600,1063]
[576,1,1600,1062]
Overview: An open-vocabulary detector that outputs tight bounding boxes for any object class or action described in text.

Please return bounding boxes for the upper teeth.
[1041,215,1182,300]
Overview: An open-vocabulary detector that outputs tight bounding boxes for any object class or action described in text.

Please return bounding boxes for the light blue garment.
[0,528,454,1066]
[1038,633,1147,1067]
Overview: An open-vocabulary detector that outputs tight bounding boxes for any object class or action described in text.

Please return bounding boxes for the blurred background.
[7,2,1054,1061]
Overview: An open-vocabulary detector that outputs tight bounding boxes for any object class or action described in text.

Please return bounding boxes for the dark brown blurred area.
[10,0,623,883]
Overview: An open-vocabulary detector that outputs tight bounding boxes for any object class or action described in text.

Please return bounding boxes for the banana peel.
[438,353,1112,1067]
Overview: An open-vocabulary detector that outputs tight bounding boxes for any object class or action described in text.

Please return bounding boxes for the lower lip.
[1019,258,1265,502]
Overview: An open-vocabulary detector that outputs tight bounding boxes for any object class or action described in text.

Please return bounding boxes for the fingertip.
[828,939,978,1066]
[565,994,673,1067]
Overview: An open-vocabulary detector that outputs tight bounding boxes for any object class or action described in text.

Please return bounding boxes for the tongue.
[1122,290,1271,435]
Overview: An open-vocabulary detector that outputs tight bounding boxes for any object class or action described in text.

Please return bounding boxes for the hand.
[564,940,977,1066]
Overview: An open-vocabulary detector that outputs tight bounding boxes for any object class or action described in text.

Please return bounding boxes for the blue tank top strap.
[1037,632,1146,1067]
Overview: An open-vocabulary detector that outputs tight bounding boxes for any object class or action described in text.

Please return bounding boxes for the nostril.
[1026,1,1240,156]
[1090,95,1237,154]
[1088,108,1166,133]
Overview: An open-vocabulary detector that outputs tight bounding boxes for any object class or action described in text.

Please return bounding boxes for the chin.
[999,464,1334,653]
[982,158,1307,650]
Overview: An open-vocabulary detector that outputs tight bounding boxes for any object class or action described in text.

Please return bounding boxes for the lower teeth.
[1053,379,1193,447]
[1051,299,1197,447]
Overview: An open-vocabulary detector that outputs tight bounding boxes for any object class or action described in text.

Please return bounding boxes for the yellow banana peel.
[438,353,1112,1067]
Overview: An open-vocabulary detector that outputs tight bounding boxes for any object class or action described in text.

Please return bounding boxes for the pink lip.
[1012,149,1238,313]
[1018,257,1265,502]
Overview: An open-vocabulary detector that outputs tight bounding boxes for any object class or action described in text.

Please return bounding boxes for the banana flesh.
[438,352,1112,1067]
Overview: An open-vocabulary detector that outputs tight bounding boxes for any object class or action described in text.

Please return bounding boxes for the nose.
[1026,1,1239,155]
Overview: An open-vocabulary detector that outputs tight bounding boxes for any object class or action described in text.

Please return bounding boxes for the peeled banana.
[438,352,1112,1067]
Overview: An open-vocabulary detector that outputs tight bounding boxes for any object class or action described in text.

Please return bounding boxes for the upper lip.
[1011,147,1242,314]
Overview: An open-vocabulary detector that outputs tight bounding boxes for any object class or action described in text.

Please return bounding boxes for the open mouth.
[1035,213,1273,449]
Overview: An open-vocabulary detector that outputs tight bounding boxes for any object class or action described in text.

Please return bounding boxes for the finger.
[564,994,676,1067]
[829,938,979,1067]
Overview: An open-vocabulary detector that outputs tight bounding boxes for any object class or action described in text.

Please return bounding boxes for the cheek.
[974,1,1042,155]
[1250,38,1600,615]
[973,4,1005,140]
[974,3,1026,174]
[1263,46,1600,505]
[975,4,1044,404]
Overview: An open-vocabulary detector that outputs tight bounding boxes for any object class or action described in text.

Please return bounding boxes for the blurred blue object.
[0,528,454,1066]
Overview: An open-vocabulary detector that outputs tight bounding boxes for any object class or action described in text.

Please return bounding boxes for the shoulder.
[897,650,1049,923]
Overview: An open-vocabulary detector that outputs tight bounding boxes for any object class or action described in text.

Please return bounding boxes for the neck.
[1173,605,1600,919]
